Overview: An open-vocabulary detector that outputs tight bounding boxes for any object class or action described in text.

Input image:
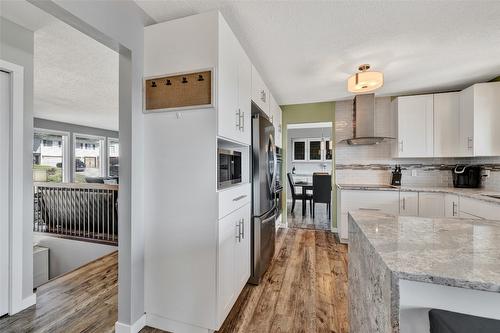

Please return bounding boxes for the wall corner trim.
[115,314,146,333]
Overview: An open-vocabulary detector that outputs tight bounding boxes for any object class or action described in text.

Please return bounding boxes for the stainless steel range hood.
[338,93,395,145]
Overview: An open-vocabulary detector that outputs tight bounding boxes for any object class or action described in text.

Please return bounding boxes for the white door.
[0,70,10,316]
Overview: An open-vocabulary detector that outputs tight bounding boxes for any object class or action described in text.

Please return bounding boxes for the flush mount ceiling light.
[347,64,384,93]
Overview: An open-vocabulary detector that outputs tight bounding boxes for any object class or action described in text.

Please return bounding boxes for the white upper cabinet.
[251,65,270,116]
[459,82,500,157]
[394,94,434,158]
[270,94,282,148]
[434,92,460,157]
[218,16,251,145]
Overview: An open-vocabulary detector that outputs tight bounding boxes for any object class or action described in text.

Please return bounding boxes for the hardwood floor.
[287,200,332,230]
[1,228,347,333]
[0,252,118,333]
[215,227,348,333]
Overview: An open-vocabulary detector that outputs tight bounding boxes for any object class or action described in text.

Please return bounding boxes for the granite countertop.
[349,210,500,293]
[336,183,500,205]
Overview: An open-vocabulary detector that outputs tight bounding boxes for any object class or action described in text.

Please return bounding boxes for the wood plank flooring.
[1,228,347,333]
[287,200,332,230]
[0,252,118,333]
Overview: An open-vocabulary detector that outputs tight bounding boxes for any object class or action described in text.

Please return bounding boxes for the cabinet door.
[218,23,240,142]
[434,92,460,157]
[397,95,434,157]
[251,65,269,115]
[218,210,237,321]
[235,204,251,292]
[308,140,322,161]
[237,44,251,145]
[292,140,306,161]
[400,191,418,216]
[472,82,500,156]
[459,86,475,157]
[444,194,459,217]
[418,193,445,218]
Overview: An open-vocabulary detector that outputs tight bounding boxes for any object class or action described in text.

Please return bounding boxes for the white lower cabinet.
[399,191,419,216]
[217,203,251,326]
[459,196,500,220]
[418,192,445,218]
[337,189,399,242]
[444,194,460,217]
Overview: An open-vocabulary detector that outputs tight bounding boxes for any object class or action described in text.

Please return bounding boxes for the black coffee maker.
[452,165,482,188]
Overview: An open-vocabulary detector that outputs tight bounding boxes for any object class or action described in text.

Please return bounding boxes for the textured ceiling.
[135,0,500,105]
[34,21,119,130]
[1,1,119,131]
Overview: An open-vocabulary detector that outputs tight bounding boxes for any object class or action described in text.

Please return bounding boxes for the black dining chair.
[287,173,313,214]
[312,173,332,219]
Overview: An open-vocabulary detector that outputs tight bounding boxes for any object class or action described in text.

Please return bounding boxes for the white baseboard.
[115,314,146,333]
[11,293,36,315]
[146,313,213,333]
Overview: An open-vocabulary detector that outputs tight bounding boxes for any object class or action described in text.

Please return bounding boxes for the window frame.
[34,128,70,183]
[73,133,106,181]
[107,137,119,177]
[292,137,333,162]
[292,139,308,162]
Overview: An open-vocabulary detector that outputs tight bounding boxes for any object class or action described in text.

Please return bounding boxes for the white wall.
[0,16,35,300]
[27,0,151,327]
[33,234,117,279]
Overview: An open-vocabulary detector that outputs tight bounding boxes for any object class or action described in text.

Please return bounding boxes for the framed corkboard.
[143,69,213,113]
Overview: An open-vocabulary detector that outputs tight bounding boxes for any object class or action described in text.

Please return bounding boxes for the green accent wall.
[491,76,500,82]
[280,101,337,229]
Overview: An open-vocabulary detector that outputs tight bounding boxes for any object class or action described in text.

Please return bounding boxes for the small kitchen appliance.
[452,165,482,188]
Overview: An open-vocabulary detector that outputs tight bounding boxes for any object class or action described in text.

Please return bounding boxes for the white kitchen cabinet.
[394,94,434,158]
[217,203,251,325]
[459,196,500,220]
[399,191,419,216]
[434,92,460,157]
[444,194,460,218]
[459,82,500,157]
[418,192,445,218]
[337,189,400,242]
[270,94,282,148]
[218,14,251,145]
[251,65,270,116]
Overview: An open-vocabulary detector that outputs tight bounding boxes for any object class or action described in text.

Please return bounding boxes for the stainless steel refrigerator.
[249,105,277,285]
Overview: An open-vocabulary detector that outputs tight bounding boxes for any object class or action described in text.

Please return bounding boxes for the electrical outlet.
[411,169,417,177]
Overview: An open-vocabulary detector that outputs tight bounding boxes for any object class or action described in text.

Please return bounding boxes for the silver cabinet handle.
[260,90,266,103]
[467,137,473,150]
[240,111,245,132]
[233,195,247,202]
[235,109,241,129]
[399,141,404,153]
[452,201,457,216]
[239,218,244,240]
[402,197,406,211]
[236,221,241,242]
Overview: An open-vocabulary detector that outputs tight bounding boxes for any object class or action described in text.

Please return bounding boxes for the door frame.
[0,59,33,314]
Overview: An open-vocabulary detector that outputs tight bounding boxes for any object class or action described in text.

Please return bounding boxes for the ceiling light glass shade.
[347,70,384,93]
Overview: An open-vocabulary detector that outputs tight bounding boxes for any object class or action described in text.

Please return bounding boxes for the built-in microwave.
[218,149,242,189]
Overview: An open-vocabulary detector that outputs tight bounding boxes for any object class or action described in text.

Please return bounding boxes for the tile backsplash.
[334,98,500,190]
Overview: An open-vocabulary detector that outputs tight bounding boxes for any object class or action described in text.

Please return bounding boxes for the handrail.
[33,182,119,245]
[34,182,118,191]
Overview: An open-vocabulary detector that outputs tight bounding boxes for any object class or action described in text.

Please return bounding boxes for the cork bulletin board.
[144,70,212,112]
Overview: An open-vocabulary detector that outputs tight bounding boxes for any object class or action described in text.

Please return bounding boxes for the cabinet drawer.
[218,183,251,219]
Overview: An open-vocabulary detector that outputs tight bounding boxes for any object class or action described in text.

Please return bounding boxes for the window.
[325,140,333,160]
[108,138,119,177]
[74,134,105,183]
[293,140,306,161]
[33,130,69,183]
[309,140,322,160]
